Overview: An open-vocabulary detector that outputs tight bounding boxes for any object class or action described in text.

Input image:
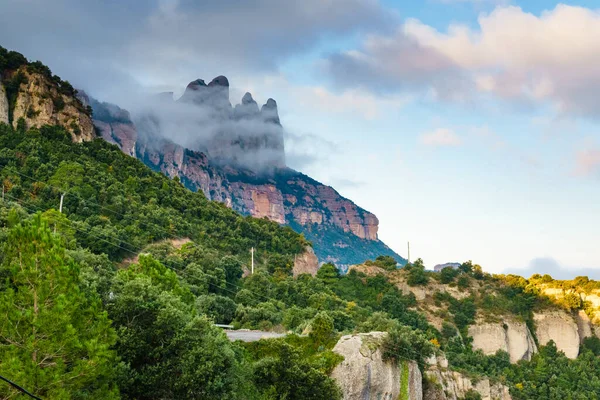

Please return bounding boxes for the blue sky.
[1,0,599,278]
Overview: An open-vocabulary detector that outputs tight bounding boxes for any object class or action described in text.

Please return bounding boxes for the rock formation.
[468,320,537,363]
[0,82,8,124]
[292,246,319,277]
[83,83,404,268]
[534,311,580,359]
[78,91,136,156]
[425,368,511,400]
[330,333,512,400]
[6,68,94,142]
[331,332,422,400]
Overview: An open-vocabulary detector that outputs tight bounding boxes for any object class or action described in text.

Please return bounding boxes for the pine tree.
[0,214,119,399]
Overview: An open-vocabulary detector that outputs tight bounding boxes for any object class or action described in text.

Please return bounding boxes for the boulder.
[293,246,319,277]
[331,332,422,400]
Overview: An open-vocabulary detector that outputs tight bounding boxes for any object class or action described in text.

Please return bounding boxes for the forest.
[1,122,600,399]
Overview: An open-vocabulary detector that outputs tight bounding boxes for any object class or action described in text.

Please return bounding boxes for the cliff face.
[78,92,136,156]
[4,68,94,142]
[0,82,8,124]
[330,333,512,400]
[84,81,404,268]
[352,265,600,361]
[331,332,422,400]
[468,320,537,363]
[425,355,511,400]
[292,246,319,277]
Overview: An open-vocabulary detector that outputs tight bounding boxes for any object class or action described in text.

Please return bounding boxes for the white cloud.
[575,148,600,177]
[327,4,600,117]
[419,128,462,146]
[258,75,409,120]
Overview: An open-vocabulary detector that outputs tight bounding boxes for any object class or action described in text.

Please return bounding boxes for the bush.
[405,258,429,286]
[196,294,237,324]
[381,326,435,369]
[440,266,459,284]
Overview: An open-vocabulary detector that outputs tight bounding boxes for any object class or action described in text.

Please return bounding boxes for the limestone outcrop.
[10,69,94,142]
[468,320,537,363]
[425,356,511,400]
[0,82,8,124]
[331,332,422,400]
[534,311,580,359]
[292,246,319,277]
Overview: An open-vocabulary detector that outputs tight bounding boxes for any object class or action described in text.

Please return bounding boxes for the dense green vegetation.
[0,122,430,399]
[1,101,600,398]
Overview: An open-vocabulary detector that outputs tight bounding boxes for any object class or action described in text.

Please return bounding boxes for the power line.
[0,374,42,400]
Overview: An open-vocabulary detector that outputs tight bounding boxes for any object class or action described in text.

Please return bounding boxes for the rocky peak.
[261,98,280,125]
[233,92,259,119]
[208,75,229,88]
[242,92,255,104]
[179,76,231,117]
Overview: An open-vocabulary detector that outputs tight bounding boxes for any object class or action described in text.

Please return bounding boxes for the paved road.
[224,330,286,342]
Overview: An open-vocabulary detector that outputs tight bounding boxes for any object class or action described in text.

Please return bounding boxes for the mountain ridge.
[77,79,405,268]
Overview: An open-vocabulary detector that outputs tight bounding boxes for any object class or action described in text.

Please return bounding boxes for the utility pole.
[251,247,254,275]
[59,193,65,213]
[407,241,410,264]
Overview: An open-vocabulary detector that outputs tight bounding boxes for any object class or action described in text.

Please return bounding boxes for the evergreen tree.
[0,214,119,399]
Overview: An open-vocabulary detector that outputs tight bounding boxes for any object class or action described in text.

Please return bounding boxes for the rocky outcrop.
[534,311,580,359]
[331,332,422,400]
[292,246,319,277]
[468,320,537,363]
[78,92,136,156]
[83,80,404,268]
[0,82,8,124]
[10,69,94,141]
[425,355,511,400]
[281,174,379,240]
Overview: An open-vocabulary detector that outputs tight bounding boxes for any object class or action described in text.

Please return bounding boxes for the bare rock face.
[534,311,580,359]
[468,320,537,363]
[282,174,379,240]
[229,182,285,223]
[331,332,422,400]
[78,91,137,156]
[292,246,319,277]
[11,69,94,142]
[425,356,511,400]
[0,81,8,124]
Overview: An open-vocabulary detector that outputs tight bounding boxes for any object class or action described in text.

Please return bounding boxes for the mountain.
[77,77,404,269]
[3,45,600,400]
